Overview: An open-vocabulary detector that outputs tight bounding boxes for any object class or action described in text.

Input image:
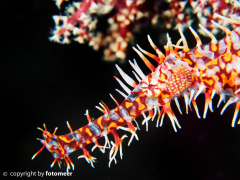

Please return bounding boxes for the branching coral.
[50,0,240,62]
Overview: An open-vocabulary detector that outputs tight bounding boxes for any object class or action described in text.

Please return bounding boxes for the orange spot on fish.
[125,102,133,108]
[85,128,92,137]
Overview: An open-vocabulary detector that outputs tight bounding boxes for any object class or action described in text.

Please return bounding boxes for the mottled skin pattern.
[33,14,240,172]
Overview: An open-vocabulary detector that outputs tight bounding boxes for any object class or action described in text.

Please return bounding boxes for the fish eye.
[165,59,173,64]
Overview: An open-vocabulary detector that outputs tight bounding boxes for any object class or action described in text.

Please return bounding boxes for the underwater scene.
[2,0,240,179]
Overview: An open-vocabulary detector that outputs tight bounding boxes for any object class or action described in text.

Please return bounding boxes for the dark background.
[2,0,240,179]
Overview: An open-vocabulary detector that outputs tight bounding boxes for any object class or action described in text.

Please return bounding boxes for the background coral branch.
[50,0,240,62]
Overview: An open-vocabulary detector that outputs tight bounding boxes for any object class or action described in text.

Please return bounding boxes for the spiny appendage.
[220,97,240,127]
[142,107,156,131]
[85,110,110,154]
[132,24,200,132]
[69,123,98,169]
[32,117,111,171]
[33,120,104,171]
[78,146,97,168]
[115,58,155,132]
[108,95,140,166]
[34,13,240,172]
[190,14,240,126]
[93,95,139,167]
[141,101,182,132]
[130,33,183,132]
[33,59,144,171]
[57,95,139,170]
[108,129,128,167]
[157,103,182,132]
[134,13,240,128]
[85,107,138,168]
[115,43,184,134]
[32,124,75,172]
[192,14,240,127]
[168,13,240,127]
[142,99,182,132]
[106,123,138,167]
